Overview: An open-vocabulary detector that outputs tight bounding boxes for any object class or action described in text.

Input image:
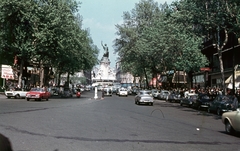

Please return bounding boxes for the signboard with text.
[1,65,14,79]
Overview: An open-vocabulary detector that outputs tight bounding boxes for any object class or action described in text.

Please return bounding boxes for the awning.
[225,71,240,84]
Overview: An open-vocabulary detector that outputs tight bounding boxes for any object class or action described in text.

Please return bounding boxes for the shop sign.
[1,65,14,79]
[200,67,211,71]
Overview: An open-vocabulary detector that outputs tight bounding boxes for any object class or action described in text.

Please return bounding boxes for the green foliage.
[0,0,98,77]
[114,0,208,83]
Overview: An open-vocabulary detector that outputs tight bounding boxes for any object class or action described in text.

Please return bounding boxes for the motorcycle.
[76,89,81,98]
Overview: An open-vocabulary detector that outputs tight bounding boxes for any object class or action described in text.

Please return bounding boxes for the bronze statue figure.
[101,41,109,58]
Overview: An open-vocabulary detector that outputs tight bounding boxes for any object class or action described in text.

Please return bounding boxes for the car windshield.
[30,88,43,92]
[201,95,210,99]
[140,91,151,95]
[221,96,232,102]
[190,95,198,99]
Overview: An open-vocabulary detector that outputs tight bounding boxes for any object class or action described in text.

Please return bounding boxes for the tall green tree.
[0,0,38,86]
[0,0,98,88]
[172,0,240,92]
[114,0,208,88]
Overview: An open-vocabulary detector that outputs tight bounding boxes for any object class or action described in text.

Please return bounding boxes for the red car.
[26,87,51,101]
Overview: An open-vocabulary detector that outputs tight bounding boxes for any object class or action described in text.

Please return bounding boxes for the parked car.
[222,108,240,135]
[151,89,160,98]
[49,87,59,96]
[118,87,128,97]
[103,87,112,96]
[157,90,170,100]
[207,95,233,115]
[192,94,213,110]
[61,87,73,98]
[5,88,28,99]
[180,94,198,107]
[167,92,182,103]
[26,87,51,101]
[132,88,140,95]
[135,90,154,106]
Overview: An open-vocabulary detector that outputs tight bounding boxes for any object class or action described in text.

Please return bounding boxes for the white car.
[151,89,160,98]
[5,89,28,99]
[118,88,128,97]
[135,90,154,106]
[222,108,240,135]
[157,90,170,100]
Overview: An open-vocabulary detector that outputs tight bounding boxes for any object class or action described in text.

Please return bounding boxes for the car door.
[42,89,49,99]
[232,110,240,132]
[211,96,221,111]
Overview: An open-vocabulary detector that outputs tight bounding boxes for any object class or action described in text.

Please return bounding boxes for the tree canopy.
[114,0,208,88]
[0,0,98,87]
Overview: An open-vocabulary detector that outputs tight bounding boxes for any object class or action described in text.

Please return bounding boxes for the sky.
[77,0,175,68]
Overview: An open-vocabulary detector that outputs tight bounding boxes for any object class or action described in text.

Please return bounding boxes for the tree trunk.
[66,72,70,88]
[57,72,61,86]
[218,51,225,93]
[217,29,228,94]
[17,59,23,88]
[39,61,44,87]
[143,68,149,89]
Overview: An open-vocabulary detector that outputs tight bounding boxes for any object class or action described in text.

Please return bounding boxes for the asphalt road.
[0,91,239,151]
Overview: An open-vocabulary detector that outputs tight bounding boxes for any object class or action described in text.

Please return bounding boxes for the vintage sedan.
[26,87,51,101]
[192,94,213,110]
[167,92,182,103]
[222,108,240,135]
[103,87,112,96]
[207,95,233,115]
[5,89,28,99]
[157,90,170,100]
[180,94,198,107]
[118,87,128,97]
[135,90,154,106]
[151,89,160,98]
[60,87,73,98]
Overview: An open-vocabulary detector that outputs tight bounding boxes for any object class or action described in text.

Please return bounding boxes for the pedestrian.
[0,133,13,151]
[232,94,239,111]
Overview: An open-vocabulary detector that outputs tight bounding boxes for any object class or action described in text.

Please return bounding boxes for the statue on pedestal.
[101,41,109,58]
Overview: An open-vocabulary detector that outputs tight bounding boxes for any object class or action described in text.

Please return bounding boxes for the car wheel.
[136,101,139,105]
[27,98,29,101]
[217,108,222,116]
[46,98,49,101]
[7,96,10,99]
[15,94,20,99]
[149,103,153,106]
[180,103,182,106]
[225,121,234,134]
